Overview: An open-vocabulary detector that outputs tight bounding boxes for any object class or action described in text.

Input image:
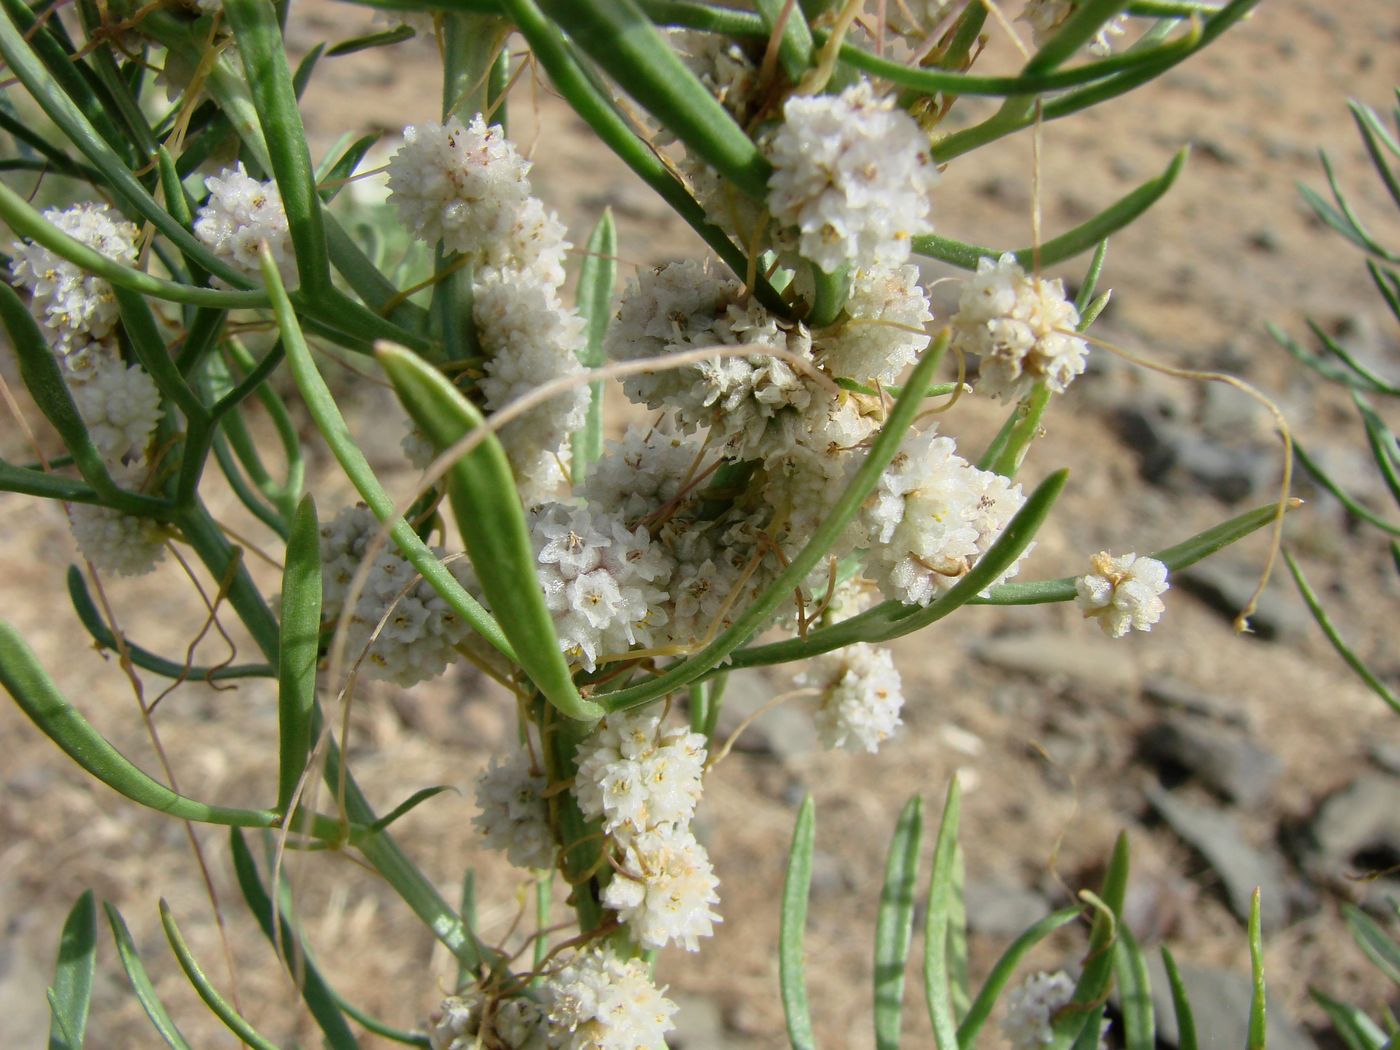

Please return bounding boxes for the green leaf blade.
[874,796,924,1050]
[278,495,323,814]
[47,890,97,1050]
[780,796,818,1050]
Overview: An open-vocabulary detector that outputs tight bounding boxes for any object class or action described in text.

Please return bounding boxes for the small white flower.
[8,202,138,356]
[473,753,555,870]
[66,350,161,465]
[573,709,706,837]
[194,164,295,283]
[1001,970,1109,1049]
[818,263,933,386]
[767,79,938,272]
[427,993,483,1050]
[602,826,722,951]
[543,947,677,1050]
[952,253,1087,402]
[798,643,905,753]
[386,115,532,256]
[1074,551,1168,637]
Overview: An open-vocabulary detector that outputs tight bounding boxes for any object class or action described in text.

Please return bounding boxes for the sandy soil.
[2,1,1400,1046]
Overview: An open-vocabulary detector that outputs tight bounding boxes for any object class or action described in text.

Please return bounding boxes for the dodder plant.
[0,0,1287,1046]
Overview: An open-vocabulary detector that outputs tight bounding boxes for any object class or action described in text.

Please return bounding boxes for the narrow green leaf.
[1355,393,1400,507]
[719,465,1067,671]
[316,134,380,204]
[1113,923,1155,1050]
[113,287,209,426]
[228,829,361,1049]
[1310,989,1387,1050]
[571,209,616,481]
[956,906,1083,1047]
[1247,889,1265,1050]
[755,0,815,82]
[1075,240,1111,314]
[223,0,331,293]
[364,785,457,834]
[0,621,313,832]
[158,900,280,1050]
[1304,319,1400,395]
[985,385,1053,479]
[326,24,415,55]
[780,796,818,1050]
[874,797,924,1050]
[1053,833,1128,1048]
[1343,905,1400,987]
[66,566,272,681]
[1285,550,1400,715]
[914,148,1186,272]
[923,780,961,1050]
[263,249,514,663]
[945,844,970,1022]
[278,495,322,814]
[103,903,194,1050]
[456,869,477,990]
[293,41,325,98]
[979,498,1289,606]
[539,0,772,200]
[47,890,96,1050]
[1350,100,1400,215]
[808,264,852,327]
[375,343,601,721]
[1160,947,1199,1050]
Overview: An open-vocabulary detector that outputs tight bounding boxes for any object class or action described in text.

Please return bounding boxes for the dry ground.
[3,1,1400,1046]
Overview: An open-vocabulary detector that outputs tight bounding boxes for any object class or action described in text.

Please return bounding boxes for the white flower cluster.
[69,495,166,577]
[604,261,815,458]
[319,504,474,686]
[387,114,532,258]
[1000,970,1109,1049]
[67,351,161,464]
[426,947,676,1050]
[9,202,138,356]
[798,642,906,753]
[388,115,587,500]
[193,164,295,283]
[952,253,1088,402]
[544,947,678,1050]
[767,79,939,273]
[820,264,935,386]
[8,203,170,577]
[472,752,555,870]
[859,427,1030,606]
[574,710,719,952]
[1074,550,1169,637]
[530,501,671,672]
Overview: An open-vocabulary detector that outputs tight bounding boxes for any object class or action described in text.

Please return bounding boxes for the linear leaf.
[1160,947,1198,1050]
[914,148,1186,271]
[1247,889,1265,1050]
[364,785,456,834]
[571,209,616,481]
[278,495,322,813]
[755,0,815,82]
[923,780,961,1050]
[376,344,601,720]
[229,830,361,1049]
[1113,923,1155,1050]
[874,797,924,1050]
[159,900,280,1050]
[104,903,193,1050]
[47,890,96,1050]
[1053,833,1128,1048]
[780,796,818,1050]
